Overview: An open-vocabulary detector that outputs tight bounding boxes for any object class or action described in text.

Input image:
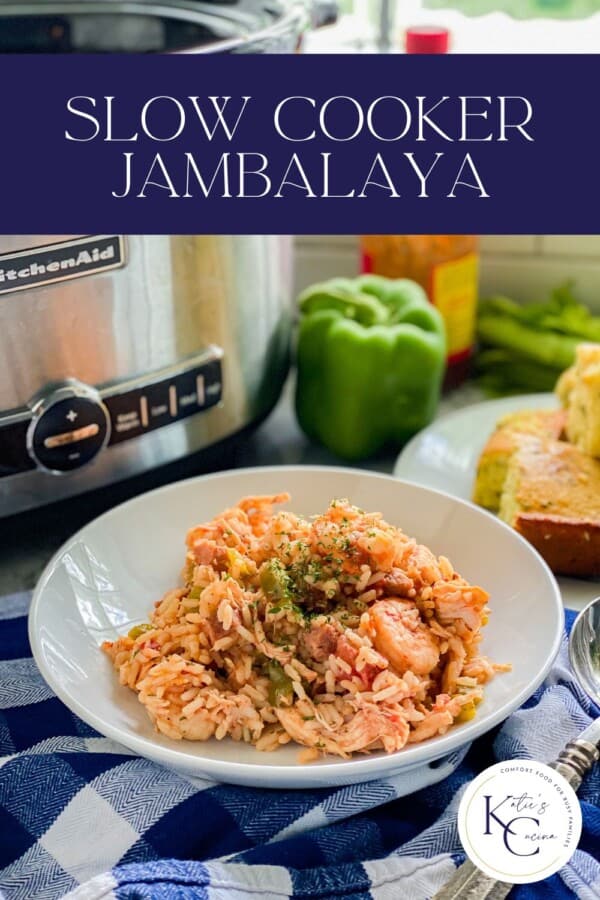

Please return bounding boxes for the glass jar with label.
[360,234,479,386]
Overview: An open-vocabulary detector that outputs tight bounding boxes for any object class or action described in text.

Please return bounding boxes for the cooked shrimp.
[366,599,440,677]
[105,494,506,758]
[238,493,291,535]
[237,493,290,512]
[433,583,489,631]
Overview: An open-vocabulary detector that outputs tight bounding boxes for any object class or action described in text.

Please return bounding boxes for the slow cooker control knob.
[27,382,111,474]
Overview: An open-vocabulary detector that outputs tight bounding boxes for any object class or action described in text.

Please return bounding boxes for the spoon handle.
[549,737,600,789]
[432,860,512,900]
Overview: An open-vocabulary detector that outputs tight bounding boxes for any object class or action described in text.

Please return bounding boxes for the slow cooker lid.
[0,0,303,52]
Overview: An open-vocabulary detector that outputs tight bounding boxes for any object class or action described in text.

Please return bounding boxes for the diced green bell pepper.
[295,275,446,460]
[128,623,153,640]
[267,660,294,707]
[260,560,292,601]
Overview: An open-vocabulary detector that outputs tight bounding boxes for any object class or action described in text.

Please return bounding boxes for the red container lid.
[405,26,450,54]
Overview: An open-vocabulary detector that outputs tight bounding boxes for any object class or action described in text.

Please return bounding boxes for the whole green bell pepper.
[295,275,446,460]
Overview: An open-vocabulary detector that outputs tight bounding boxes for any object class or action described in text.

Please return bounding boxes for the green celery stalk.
[477,315,580,370]
[475,348,562,393]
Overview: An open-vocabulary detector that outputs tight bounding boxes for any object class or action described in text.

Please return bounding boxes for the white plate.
[394,394,599,612]
[30,466,563,789]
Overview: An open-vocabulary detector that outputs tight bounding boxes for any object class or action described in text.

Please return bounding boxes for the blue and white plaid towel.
[0,591,599,900]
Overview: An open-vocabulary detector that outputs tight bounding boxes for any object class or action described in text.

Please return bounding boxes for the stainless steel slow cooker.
[0,235,293,516]
[0,0,309,53]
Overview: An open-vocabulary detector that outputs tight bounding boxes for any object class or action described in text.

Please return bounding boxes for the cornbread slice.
[472,409,566,512]
[555,364,576,408]
[562,343,600,458]
[499,436,600,577]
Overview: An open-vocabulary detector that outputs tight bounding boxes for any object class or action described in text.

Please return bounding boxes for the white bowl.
[29,466,563,789]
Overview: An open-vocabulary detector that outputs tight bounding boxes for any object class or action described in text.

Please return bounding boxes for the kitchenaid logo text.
[64,94,534,201]
[0,236,125,295]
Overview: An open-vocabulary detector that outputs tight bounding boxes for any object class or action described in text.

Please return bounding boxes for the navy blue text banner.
[0,53,597,233]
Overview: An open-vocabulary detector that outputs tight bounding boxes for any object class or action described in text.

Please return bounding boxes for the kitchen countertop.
[0,380,483,597]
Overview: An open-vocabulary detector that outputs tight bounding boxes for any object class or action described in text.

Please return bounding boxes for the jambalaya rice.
[103,494,509,760]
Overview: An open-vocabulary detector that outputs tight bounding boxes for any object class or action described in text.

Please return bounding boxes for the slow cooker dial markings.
[103,357,222,445]
[0,351,223,476]
[27,384,111,474]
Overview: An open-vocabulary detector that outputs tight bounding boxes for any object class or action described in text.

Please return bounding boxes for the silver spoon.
[433,597,600,900]
[569,595,600,724]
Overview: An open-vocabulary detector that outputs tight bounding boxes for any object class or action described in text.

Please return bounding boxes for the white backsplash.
[294,236,600,312]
